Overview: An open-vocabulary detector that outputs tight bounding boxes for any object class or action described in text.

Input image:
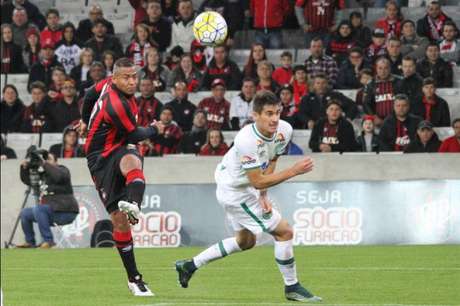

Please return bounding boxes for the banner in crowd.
[43,180,460,248]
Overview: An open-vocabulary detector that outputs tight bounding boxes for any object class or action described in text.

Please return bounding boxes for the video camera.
[26,145,49,170]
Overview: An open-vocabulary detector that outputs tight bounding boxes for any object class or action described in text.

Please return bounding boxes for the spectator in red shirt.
[125,23,156,67]
[129,0,148,26]
[136,78,164,127]
[256,60,280,93]
[439,118,460,153]
[23,27,41,69]
[151,105,184,155]
[198,78,231,130]
[291,65,308,108]
[189,40,207,72]
[48,66,66,102]
[326,20,355,65]
[243,43,268,80]
[199,129,229,156]
[40,8,62,48]
[49,126,84,158]
[278,84,297,128]
[374,0,402,39]
[272,51,293,86]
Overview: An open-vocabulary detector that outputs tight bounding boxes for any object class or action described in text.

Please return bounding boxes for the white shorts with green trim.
[216,184,282,234]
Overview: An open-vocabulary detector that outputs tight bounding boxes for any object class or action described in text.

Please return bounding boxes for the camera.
[25,146,49,195]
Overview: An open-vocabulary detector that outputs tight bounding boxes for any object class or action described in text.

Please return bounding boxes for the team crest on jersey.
[256,139,264,148]
[241,155,257,166]
[275,133,285,144]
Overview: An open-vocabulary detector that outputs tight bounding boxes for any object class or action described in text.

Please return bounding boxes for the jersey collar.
[251,124,276,142]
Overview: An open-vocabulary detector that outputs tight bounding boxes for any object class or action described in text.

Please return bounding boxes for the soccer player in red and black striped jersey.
[81,58,164,296]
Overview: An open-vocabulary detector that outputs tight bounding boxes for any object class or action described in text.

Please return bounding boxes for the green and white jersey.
[215,120,293,188]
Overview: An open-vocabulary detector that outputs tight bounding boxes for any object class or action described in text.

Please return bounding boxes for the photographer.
[17,149,79,248]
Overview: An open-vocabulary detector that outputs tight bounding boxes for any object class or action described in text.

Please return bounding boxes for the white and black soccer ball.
[193,11,228,46]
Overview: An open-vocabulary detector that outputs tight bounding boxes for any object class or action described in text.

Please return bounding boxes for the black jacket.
[309,117,358,153]
[336,59,371,89]
[1,99,25,133]
[201,59,243,90]
[49,97,82,132]
[416,58,453,88]
[351,25,372,49]
[379,113,422,152]
[167,98,197,132]
[1,42,27,73]
[21,98,55,133]
[20,162,79,213]
[177,128,207,154]
[410,94,451,127]
[76,18,115,45]
[141,17,172,52]
[84,35,123,61]
[416,14,453,42]
[49,126,85,158]
[356,132,380,153]
[27,57,63,91]
[1,1,46,30]
[394,73,423,106]
[0,138,16,159]
[388,54,403,76]
[404,132,441,153]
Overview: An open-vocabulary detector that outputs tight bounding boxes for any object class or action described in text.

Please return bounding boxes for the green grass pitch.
[1,245,459,306]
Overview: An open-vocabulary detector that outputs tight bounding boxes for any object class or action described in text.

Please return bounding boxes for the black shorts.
[90,146,142,214]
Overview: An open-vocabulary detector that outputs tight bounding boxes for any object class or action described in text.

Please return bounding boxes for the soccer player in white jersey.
[175,91,322,302]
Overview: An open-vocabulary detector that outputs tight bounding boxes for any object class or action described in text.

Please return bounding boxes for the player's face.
[402,59,415,77]
[394,99,410,118]
[253,104,281,136]
[113,66,138,95]
[326,104,342,122]
[422,84,436,98]
[454,122,460,138]
[417,128,433,144]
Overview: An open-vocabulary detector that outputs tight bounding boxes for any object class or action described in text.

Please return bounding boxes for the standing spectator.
[326,20,355,65]
[374,0,402,39]
[386,37,403,76]
[49,126,85,158]
[168,81,197,131]
[438,118,460,153]
[400,20,429,61]
[416,1,452,43]
[84,19,123,62]
[295,0,345,47]
[70,48,94,93]
[366,28,387,62]
[349,11,371,49]
[136,78,163,127]
[27,41,63,91]
[309,100,358,153]
[140,46,171,91]
[168,0,195,52]
[102,50,115,76]
[226,0,248,44]
[379,94,422,152]
[305,37,339,87]
[178,110,208,154]
[151,105,183,155]
[395,56,422,107]
[439,21,460,65]
[272,51,293,86]
[230,77,256,130]
[356,115,379,152]
[355,68,373,113]
[198,78,231,130]
[416,43,453,88]
[200,0,237,46]
[11,7,39,48]
[129,0,148,27]
[1,0,46,30]
[199,129,229,156]
[1,85,25,133]
[278,84,297,128]
[125,23,155,67]
[404,120,441,153]
[40,8,62,47]
[0,137,17,160]
[76,4,115,44]
[79,62,106,97]
[141,0,172,52]
[54,22,81,74]
[255,61,280,93]
[249,0,289,49]
[201,45,242,90]
[1,23,26,73]
[49,79,81,132]
[21,81,54,133]
[336,47,371,89]
[411,77,450,127]
[23,27,41,69]
[243,43,268,80]
[291,65,309,108]
[167,53,202,92]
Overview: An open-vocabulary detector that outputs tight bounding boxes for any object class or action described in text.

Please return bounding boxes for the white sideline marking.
[5,267,460,271]
[135,303,454,306]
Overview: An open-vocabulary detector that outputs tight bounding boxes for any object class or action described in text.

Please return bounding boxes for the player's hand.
[291,157,314,176]
[259,193,272,214]
[151,120,165,135]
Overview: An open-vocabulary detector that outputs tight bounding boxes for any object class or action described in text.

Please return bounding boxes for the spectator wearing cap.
[70,48,94,93]
[309,100,358,153]
[1,84,25,133]
[256,61,280,94]
[394,56,422,107]
[2,0,46,30]
[168,81,197,131]
[336,47,371,90]
[55,22,82,74]
[291,65,308,107]
[199,128,229,156]
[1,24,27,73]
[40,9,63,48]
[50,79,82,132]
[198,79,231,130]
[49,125,85,158]
[178,110,208,154]
[140,0,172,52]
[374,0,402,39]
[326,20,356,65]
[125,23,156,67]
[79,62,106,98]
[136,78,164,127]
[416,43,453,88]
[23,27,41,69]
[27,41,63,91]
[140,46,171,91]
[243,43,268,80]
[230,77,256,130]
[439,21,460,66]
[76,4,115,44]
[272,51,293,86]
[400,20,429,61]
[168,0,195,53]
[167,53,202,92]
[84,18,123,62]
[21,81,54,133]
[411,77,450,127]
[350,11,371,49]
[305,37,339,87]
[151,105,184,155]
[416,1,452,43]
[356,115,379,152]
[10,7,39,48]
[404,120,441,153]
[366,28,387,62]
[201,45,242,90]
[385,37,403,76]
[379,94,422,152]
[439,118,460,153]
[278,84,297,128]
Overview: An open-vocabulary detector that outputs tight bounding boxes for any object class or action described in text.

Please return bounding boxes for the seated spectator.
[128,0,148,27]
[379,94,422,152]
[284,141,304,155]
[250,0,289,49]
[309,100,358,153]
[416,43,453,88]
[298,74,358,129]
[198,79,231,130]
[21,81,54,133]
[55,22,82,74]
[400,20,429,61]
[126,23,156,67]
[178,110,208,154]
[140,46,171,91]
[70,48,94,93]
[277,84,297,128]
[404,120,441,153]
[272,51,293,86]
[11,7,39,48]
[305,37,339,87]
[256,60,279,93]
[162,0,179,21]
[411,77,450,127]
[438,118,460,153]
[416,1,452,43]
[395,56,422,106]
[168,81,197,131]
[355,68,373,113]
[291,65,308,107]
[386,37,403,76]
[336,47,371,89]
[356,115,379,152]
[374,0,402,39]
[189,40,206,72]
[350,11,372,49]
[151,105,183,155]
[40,8,62,47]
[79,62,106,98]
[0,137,17,160]
[50,79,81,132]
[326,20,355,65]
[84,19,123,62]
[166,45,185,71]
[366,29,387,62]
[230,77,256,130]
[49,126,84,158]
[167,53,202,92]
[439,21,460,65]
[76,4,114,44]
[27,41,63,91]
[136,78,163,127]
[244,43,269,80]
[201,45,242,90]
[1,23,26,73]
[168,0,195,52]
[47,66,66,102]
[141,0,172,52]
[199,129,229,156]
[23,27,41,69]
[137,139,160,157]
[1,0,46,30]
[364,57,401,126]
[102,50,115,76]
[1,84,25,133]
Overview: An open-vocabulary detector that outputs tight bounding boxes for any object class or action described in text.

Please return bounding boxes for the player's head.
[112,58,138,96]
[252,90,281,136]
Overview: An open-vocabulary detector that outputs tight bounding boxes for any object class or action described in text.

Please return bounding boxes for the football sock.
[125,169,145,206]
[274,239,298,286]
[113,230,140,279]
[193,237,241,269]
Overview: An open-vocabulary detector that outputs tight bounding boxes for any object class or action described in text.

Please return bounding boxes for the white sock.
[274,239,298,286]
[193,237,241,268]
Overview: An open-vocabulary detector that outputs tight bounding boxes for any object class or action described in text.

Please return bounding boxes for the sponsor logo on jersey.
[275,133,285,144]
[241,155,257,166]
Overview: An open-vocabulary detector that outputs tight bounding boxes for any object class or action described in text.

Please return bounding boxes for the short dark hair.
[422,77,436,87]
[113,58,135,74]
[402,55,416,64]
[29,81,47,92]
[92,18,106,28]
[46,8,60,18]
[349,11,362,20]
[359,68,373,79]
[313,73,329,82]
[387,36,401,45]
[280,51,293,59]
[326,99,342,110]
[242,76,256,85]
[3,84,18,96]
[426,42,440,50]
[452,118,460,127]
[401,19,415,28]
[293,65,307,74]
[348,46,363,55]
[252,90,280,114]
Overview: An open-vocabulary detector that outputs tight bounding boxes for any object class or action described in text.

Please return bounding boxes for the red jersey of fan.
[438,136,460,153]
[296,0,344,32]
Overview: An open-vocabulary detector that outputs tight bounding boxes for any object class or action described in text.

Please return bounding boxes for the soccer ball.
[193,11,228,46]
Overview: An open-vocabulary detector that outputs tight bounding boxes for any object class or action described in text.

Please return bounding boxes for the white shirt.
[229,94,254,128]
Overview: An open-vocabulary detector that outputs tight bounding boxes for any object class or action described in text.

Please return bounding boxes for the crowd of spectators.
[1,0,460,158]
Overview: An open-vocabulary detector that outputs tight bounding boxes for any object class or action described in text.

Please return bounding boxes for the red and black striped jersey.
[364,77,400,119]
[296,0,344,32]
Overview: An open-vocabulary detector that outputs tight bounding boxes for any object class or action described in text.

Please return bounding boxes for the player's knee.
[120,154,142,175]
[237,235,256,250]
[283,227,294,240]
[111,211,131,232]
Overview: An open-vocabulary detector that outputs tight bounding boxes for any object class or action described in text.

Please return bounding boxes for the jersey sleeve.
[275,121,294,156]
[235,134,261,171]
[105,92,137,133]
